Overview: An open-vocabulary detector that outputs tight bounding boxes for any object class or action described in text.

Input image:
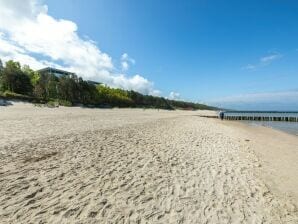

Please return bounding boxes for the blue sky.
[0,0,298,110]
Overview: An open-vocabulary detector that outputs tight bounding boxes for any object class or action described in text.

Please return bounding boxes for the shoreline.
[218,119,298,204]
[239,120,298,136]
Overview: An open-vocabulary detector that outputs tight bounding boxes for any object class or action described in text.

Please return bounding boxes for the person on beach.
[219,111,224,120]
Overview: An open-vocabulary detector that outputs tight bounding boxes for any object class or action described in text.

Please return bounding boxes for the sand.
[0,103,297,223]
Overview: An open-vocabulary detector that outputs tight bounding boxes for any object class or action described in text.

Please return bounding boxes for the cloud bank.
[208,90,298,111]
[0,0,159,95]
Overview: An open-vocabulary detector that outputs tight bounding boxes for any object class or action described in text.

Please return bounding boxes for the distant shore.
[0,103,297,223]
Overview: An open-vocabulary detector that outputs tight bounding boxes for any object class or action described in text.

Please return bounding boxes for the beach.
[0,103,298,223]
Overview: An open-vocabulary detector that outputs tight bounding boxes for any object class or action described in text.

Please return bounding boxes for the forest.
[0,59,215,110]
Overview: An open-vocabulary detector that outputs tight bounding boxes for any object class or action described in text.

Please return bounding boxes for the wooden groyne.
[221,111,298,122]
[198,115,218,118]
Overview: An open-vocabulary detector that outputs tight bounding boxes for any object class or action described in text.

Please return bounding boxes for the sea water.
[242,120,298,136]
[223,111,298,136]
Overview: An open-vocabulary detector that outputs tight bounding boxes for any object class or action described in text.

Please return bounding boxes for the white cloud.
[260,53,282,63]
[210,91,298,103]
[121,61,129,71]
[243,52,282,70]
[208,90,298,110]
[168,91,181,100]
[0,0,159,95]
[242,64,256,70]
[0,32,47,69]
[109,74,160,95]
[120,53,135,71]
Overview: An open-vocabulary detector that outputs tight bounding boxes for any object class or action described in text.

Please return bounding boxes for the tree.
[1,60,33,94]
[22,65,40,86]
[0,59,3,73]
[0,59,3,91]
[96,85,134,107]
[34,73,57,99]
[57,76,78,102]
[77,78,99,104]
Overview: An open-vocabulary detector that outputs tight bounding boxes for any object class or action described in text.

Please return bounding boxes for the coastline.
[0,104,297,223]
[219,119,298,204]
[241,120,298,136]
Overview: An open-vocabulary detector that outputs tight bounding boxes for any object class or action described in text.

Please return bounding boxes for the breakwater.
[222,111,298,122]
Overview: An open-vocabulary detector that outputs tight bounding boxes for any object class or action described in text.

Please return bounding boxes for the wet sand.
[0,103,297,223]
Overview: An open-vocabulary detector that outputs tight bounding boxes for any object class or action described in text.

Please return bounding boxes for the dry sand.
[0,103,298,223]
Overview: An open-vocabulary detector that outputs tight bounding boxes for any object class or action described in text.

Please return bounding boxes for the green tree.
[0,59,3,91]
[1,60,33,94]
[96,85,134,107]
[57,76,77,102]
[0,59,3,73]
[34,73,58,99]
[77,78,99,104]
[22,65,40,86]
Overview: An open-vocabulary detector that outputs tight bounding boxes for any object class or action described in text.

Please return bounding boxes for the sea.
[223,111,298,136]
[242,120,298,136]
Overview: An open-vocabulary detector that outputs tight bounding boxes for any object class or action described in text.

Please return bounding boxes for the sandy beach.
[0,103,298,224]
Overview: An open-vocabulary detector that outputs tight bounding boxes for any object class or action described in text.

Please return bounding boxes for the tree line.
[0,59,215,110]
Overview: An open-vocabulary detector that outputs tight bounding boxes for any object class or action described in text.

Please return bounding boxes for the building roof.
[87,80,102,85]
[37,67,75,76]
[37,67,103,86]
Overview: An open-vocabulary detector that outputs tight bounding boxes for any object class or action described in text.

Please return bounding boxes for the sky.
[0,0,298,110]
